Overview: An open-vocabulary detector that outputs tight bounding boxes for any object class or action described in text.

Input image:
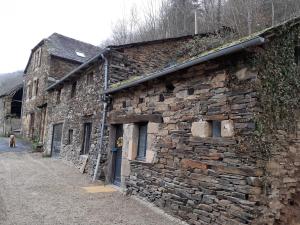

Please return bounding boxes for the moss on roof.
[107,16,300,91]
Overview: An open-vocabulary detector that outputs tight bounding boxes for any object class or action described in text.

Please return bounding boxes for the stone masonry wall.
[49,56,81,80]
[108,55,264,225]
[22,44,84,143]
[22,44,51,140]
[109,35,212,84]
[45,61,106,176]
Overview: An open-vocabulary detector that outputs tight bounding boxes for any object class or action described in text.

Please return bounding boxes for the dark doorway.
[51,123,63,157]
[81,123,92,155]
[11,88,23,118]
[113,125,123,186]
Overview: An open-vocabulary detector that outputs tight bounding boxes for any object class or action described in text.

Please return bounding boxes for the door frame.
[51,123,63,157]
[112,124,123,186]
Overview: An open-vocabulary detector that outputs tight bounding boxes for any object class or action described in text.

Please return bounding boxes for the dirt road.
[0,137,182,225]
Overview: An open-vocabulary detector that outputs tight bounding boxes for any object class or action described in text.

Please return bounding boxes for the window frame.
[70,82,77,98]
[86,72,94,85]
[68,129,73,145]
[136,123,148,161]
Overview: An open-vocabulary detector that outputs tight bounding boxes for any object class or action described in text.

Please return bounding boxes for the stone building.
[44,34,211,176]
[102,18,300,225]
[0,72,23,136]
[21,33,101,145]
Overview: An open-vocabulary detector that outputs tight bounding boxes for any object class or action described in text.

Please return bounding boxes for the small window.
[139,98,144,104]
[86,72,94,85]
[56,89,61,104]
[122,101,126,108]
[212,121,221,137]
[188,88,194,95]
[295,46,300,65]
[71,82,77,98]
[76,51,86,58]
[159,94,164,102]
[165,82,175,93]
[68,129,73,145]
[33,48,41,69]
[34,79,39,96]
[137,123,148,161]
[81,123,92,155]
[28,84,32,99]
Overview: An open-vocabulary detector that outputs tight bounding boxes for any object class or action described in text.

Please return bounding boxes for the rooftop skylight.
[75,51,86,57]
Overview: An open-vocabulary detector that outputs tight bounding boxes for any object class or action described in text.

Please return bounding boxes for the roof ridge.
[48,33,100,49]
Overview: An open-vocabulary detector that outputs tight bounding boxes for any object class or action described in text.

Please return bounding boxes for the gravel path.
[0,139,182,225]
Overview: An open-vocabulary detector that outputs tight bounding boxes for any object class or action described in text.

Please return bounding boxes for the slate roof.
[24,33,101,73]
[104,15,300,94]
[0,71,23,97]
[46,33,101,63]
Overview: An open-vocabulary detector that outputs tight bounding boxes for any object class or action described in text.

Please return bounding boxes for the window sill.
[130,159,152,165]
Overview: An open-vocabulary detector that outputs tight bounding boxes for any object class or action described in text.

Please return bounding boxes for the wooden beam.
[108,113,163,124]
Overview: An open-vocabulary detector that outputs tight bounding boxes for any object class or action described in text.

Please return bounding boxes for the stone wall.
[45,61,106,176]
[0,95,22,136]
[0,97,5,135]
[49,56,81,80]
[22,44,51,140]
[107,30,300,225]
[22,44,84,143]
[108,55,264,224]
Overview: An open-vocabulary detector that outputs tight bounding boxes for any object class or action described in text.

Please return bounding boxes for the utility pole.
[194,10,198,35]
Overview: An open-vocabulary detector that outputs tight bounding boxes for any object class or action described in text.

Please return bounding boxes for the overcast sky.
[0,0,151,74]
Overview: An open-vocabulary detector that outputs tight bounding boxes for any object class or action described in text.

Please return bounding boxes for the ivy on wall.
[255,26,300,135]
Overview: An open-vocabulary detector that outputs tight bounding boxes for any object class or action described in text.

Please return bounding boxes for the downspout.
[93,51,109,182]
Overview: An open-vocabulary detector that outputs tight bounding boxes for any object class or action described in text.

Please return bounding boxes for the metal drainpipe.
[92,52,109,182]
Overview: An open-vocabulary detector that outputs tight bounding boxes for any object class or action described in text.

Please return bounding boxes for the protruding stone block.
[123,124,139,160]
[235,67,257,81]
[221,120,234,137]
[146,150,156,163]
[147,122,160,134]
[191,121,212,138]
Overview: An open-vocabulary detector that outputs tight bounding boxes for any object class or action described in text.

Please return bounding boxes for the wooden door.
[82,123,92,155]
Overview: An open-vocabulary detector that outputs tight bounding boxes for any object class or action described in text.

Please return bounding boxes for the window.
[188,88,194,95]
[295,45,300,65]
[34,79,39,96]
[212,121,221,137]
[75,51,85,58]
[56,89,61,104]
[70,82,77,98]
[81,123,92,155]
[68,129,73,145]
[137,123,148,161]
[28,83,32,99]
[33,48,41,69]
[122,101,126,108]
[86,72,94,85]
[159,94,164,102]
[165,82,175,93]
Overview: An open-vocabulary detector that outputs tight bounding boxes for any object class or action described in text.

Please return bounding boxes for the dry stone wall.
[108,55,264,225]
[45,62,106,176]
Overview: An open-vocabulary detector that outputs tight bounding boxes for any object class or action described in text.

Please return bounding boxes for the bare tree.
[101,0,300,46]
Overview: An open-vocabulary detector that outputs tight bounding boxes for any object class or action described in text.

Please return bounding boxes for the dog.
[9,134,16,148]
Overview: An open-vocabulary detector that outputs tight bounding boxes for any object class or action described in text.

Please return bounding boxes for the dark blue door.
[113,125,123,186]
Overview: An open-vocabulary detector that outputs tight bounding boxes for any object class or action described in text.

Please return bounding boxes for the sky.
[0,0,151,74]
